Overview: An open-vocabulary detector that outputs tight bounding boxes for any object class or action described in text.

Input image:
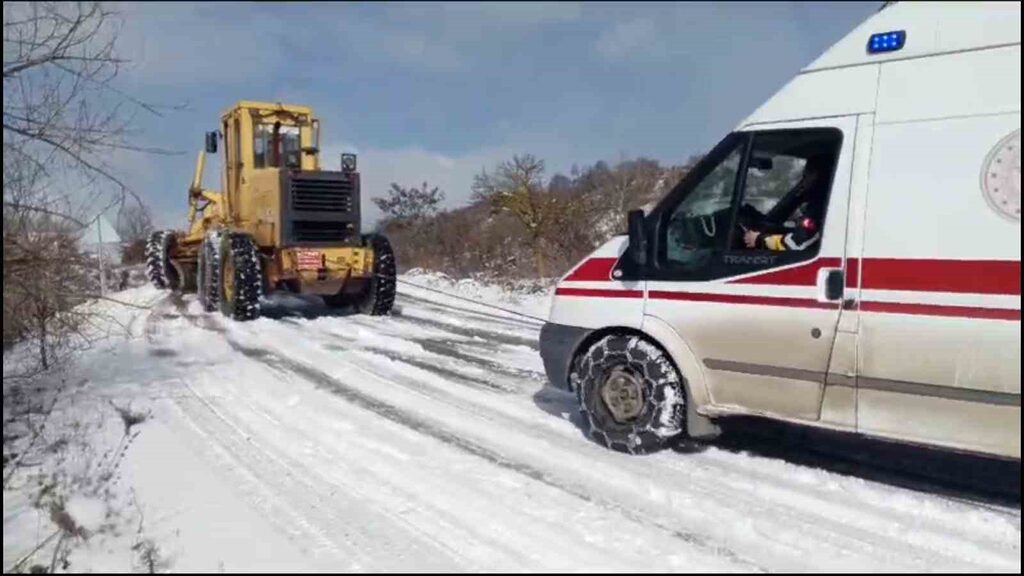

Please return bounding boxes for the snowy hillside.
[3,278,1020,572]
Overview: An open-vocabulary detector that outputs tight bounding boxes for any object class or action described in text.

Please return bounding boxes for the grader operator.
[145,101,396,320]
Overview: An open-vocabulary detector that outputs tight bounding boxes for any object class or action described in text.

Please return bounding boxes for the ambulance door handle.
[816,268,844,303]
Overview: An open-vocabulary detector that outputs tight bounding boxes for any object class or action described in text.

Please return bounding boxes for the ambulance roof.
[804,2,1020,72]
[739,2,1020,128]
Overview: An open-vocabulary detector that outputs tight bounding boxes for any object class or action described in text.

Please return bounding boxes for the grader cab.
[145,101,396,320]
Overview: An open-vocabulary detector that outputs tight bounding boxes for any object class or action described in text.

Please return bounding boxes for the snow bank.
[399,269,553,322]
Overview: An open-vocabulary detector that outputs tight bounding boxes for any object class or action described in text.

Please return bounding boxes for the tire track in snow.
[193,357,706,571]
[277,332,1017,571]
[279,317,525,394]
[213,333,763,570]
[268,299,1021,570]
[160,292,1019,571]
[148,297,478,570]
[278,301,1020,545]
[168,392,362,568]
[414,339,546,382]
[396,292,545,329]
[338,344,516,393]
[284,313,544,392]
[390,308,540,350]
[222,315,1016,571]
[171,380,486,571]
[396,292,1020,524]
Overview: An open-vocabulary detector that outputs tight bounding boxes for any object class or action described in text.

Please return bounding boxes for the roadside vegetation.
[3,3,166,571]
[375,154,699,282]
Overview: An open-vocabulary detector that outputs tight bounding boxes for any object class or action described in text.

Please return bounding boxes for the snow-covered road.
[5,278,1021,572]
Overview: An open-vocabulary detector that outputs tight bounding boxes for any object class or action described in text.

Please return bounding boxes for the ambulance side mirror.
[626,209,648,269]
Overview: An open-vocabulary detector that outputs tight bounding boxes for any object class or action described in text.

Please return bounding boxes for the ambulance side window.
[654,128,842,280]
[735,129,841,257]
[661,139,745,273]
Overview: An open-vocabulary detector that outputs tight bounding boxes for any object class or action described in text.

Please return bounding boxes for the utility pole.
[97,215,107,296]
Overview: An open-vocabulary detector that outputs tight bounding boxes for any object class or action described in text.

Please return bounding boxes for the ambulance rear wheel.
[575,334,687,454]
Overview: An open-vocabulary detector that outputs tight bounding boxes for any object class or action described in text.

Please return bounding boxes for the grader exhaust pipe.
[190,150,207,195]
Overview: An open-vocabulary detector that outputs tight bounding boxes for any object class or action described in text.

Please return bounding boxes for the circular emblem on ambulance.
[981,129,1020,221]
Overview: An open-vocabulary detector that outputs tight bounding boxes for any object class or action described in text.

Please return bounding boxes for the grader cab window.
[253,123,301,169]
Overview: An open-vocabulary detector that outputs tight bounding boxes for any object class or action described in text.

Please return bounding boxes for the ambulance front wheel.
[574,334,688,454]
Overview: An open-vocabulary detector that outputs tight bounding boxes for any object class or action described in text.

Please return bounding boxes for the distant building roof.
[79,214,121,246]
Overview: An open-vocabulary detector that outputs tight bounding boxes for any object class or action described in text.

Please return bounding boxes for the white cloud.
[337,22,463,71]
[595,17,662,63]
[338,2,583,71]
[115,1,585,81]
[323,135,581,228]
[440,2,583,27]
[116,3,289,86]
[321,144,502,227]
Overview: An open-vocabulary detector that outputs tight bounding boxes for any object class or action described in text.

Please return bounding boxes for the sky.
[108,1,880,229]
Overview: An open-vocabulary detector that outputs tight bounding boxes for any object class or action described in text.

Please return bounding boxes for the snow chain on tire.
[576,334,687,454]
[197,230,223,313]
[145,230,178,290]
[357,233,397,316]
[218,232,263,321]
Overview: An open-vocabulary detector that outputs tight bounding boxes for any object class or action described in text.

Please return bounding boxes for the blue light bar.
[867,30,906,54]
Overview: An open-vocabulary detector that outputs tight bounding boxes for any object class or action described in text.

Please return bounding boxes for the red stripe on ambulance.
[556,257,1021,320]
[647,291,836,310]
[563,257,619,282]
[859,259,1021,295]
[554,287,643,299]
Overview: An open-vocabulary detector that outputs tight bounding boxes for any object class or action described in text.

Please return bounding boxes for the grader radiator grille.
[283,171,361,246]
[290,177,354,213]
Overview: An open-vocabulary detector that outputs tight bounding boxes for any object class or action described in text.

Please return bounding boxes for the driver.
[743,157,829,251]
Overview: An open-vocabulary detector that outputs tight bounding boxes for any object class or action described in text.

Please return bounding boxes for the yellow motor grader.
[145,101,395,320]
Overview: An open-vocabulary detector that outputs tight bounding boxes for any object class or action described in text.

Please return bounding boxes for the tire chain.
[220,232,263,321]
[576,334,686,454]
[360,234,397,316]
[198,230,224,312]
[145,230,177,289]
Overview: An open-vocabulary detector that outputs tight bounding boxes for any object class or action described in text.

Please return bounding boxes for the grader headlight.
[341,153,357,173]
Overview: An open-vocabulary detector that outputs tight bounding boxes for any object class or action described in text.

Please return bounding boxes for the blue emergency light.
[867,30,906,54]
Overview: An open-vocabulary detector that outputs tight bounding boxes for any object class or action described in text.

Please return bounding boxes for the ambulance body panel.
[540,2,1021,459]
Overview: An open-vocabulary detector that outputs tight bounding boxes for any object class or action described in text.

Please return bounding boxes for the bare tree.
[608,157,662,216]
[3,1,167,372]
[4,9,170,570]
[115,203,153,264]
[372,182,446,273]
[472,154,566,277]
[373,181,445,223]
[381,154,694,281]
[115,203,153,243]
[3,2,174,215]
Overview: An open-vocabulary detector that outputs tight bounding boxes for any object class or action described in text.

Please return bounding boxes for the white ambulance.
[540,2,1021,459]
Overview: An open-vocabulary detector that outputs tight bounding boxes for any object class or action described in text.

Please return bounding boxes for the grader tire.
[145,230,179,290]
[354,233,396,316]
[197,231,223,313]
[218,232,262,321]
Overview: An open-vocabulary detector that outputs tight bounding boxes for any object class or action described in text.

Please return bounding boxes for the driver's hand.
[744,230,761,248]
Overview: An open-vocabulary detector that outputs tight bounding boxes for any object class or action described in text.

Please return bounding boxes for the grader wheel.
[218,232,262,321]
[145,230,179,290]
